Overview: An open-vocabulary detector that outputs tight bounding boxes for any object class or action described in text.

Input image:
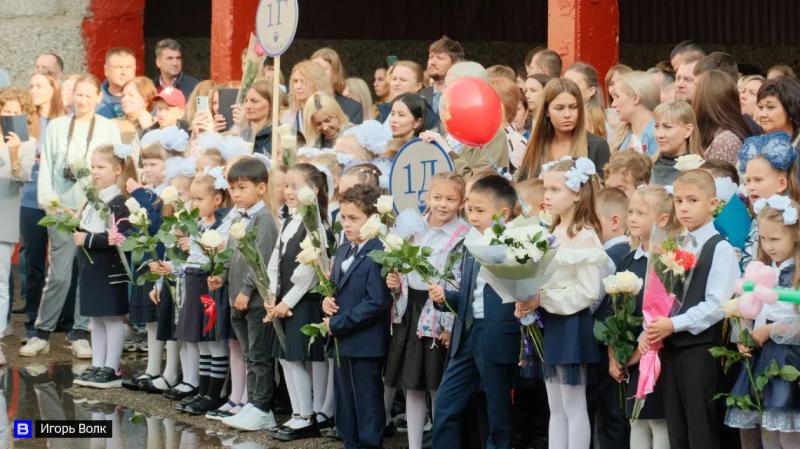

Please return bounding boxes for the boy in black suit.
[322,184,391,449]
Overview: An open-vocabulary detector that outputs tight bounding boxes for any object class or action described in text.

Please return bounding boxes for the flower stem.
[81,247,94,264]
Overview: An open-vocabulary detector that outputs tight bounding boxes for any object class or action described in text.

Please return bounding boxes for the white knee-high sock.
[545,381,568,449]
[779,431,800,449]
[228,339,246,404]
[279,359,300,423]
[649,419,669,449]
[90,318,107,368]
[311,361,328,414]
[103,316,126,371]
[763,430,782,449]
[145,323,164,376]
[629,419,653,449]
[406,389,428,449]
[559,383,590,449]
[179,342,199,388]
[284,361,313,419]
[384,386,397,424]
[163,340,180,386]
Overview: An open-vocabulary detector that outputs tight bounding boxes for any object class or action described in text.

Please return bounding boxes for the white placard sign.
[389,138,454,213]
[255,0,299,57]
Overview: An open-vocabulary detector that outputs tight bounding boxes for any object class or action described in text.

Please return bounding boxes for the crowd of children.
[10,71,796,449]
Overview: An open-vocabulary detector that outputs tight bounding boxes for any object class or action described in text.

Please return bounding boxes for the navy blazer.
[329,238,391,358]
[439,250,520,364]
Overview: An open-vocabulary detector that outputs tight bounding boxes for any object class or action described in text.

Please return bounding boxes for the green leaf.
[755,375,769,391]
[780,365,800,382]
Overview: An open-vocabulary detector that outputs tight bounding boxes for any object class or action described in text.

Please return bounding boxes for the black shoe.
[163,382,197,401]
[184,395,224,415]
[175,393,203,412]
[79,367,122,389]
[121,373,155,391]
[384,422,397,438]
[138,375,171,394]
[273,417,321,441]
[75,366,102,384]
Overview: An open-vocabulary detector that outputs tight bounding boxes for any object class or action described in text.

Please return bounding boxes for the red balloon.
[439,77,503,147]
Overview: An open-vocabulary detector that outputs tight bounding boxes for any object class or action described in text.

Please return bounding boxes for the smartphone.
[217,88,238,131]
[196,96,209,112]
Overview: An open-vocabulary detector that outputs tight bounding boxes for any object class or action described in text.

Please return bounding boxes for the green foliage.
[300,322,339,366]
[593,293,643,368]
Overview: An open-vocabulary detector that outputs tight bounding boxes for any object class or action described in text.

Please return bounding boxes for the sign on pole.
[255,0,298,168]
[389,138,454,213]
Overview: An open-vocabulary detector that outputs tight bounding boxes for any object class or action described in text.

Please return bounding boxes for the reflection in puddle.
[0,362,268,449]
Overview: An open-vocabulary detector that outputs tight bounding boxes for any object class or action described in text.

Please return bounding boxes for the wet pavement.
[1,295,408,448]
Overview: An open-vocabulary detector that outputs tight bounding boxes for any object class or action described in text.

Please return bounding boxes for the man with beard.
[421,36,465,113]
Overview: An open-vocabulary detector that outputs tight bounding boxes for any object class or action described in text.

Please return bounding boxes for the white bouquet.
[464,215,558,304]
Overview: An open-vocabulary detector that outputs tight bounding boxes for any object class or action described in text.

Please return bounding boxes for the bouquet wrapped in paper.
[632,228,697,420]
[464,215,558,362]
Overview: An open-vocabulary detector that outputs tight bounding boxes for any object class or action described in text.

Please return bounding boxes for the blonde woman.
[609,72,661,155]
[564,62,608,139]
[302,92,351,148]
[311,47,363,124]
[233,78,274,156]
[515,78,610,182]
[376,60,424,122]
[280,60,332,133]
[344,77,373,123]
[738,74,765,119]
[651,100,704,186]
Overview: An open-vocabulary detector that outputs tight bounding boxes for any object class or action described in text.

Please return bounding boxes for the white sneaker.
[221,403,278,431]
[20,336,49,357]
[71,339,92,359]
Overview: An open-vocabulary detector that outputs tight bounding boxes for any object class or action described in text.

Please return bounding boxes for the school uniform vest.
[276,220,306,300]
[666,234,725,348]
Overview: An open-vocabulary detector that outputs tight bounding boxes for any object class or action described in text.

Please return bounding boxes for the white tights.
[406,389,437,449]
[545,381,591,449]
[763,430,800,449]
[90,316,125,371]
[179,342,199,389]
[312,360,335,418]
[228,339,247,404]
[144,322,163,376]
[630,419,670,449]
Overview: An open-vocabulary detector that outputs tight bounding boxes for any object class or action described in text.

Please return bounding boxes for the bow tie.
[681,232,698,248]
[238,211,250,220]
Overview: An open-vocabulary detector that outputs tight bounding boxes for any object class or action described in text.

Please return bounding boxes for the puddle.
[0,360,269,449]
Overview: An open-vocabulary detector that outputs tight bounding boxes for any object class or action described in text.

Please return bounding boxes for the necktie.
[345,244,358,260]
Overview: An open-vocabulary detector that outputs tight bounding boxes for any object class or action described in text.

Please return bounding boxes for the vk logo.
[14,419,32,438]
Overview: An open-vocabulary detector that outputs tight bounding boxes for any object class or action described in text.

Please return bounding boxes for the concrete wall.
[0,0,90,85]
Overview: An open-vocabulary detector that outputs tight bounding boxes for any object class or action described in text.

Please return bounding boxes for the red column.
[81,0,146,78]
[548,0,619,82]
[211,0,261,83]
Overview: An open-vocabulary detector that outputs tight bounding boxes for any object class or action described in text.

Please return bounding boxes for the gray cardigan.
[0,140,35,243]
[224,207,279,307]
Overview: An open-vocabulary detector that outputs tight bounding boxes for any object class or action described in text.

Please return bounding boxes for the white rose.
[199,229,223,249]
[297,186,317,206]
[359,214,382,240]
[376,195,394,215]
[161,186,180,205]
[674,154,705,172]
[45,192,61,211]
[721,298,740,318]
[382,233,404,251]
[615,271,643,295]
[229,222,247,240]
[300,234,314,250]
[70,158,87,172]
[296,246,321,265]
[129,209,149,227]
[125,197,142,214]
[603,274,621,295]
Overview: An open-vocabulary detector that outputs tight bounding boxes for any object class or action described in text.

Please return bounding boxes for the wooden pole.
[271,55,281,168]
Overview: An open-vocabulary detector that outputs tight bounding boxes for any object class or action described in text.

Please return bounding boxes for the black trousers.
[661,343,720,449]
[588,369,630,449]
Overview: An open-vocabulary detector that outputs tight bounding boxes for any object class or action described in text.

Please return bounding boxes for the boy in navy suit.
[590,187,631,449]
[322,184,391,449]
[429,174,521,449]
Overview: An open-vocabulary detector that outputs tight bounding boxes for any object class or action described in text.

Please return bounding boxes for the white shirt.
[79,184,120,233]
[341,241,366,274]
[266,214,316,309]
[185,209,235,266]
[670,221,740,334]
[472,271,486,320]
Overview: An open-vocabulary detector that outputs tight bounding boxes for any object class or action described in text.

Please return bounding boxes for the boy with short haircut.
[595,187,631,269]
[603,150,653,198]
[590,186,632,449]
[646,169,739,449]
[321,184,392,449]
[209,157,280,431]
[430,174,520,449]
[515,178,545,218]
